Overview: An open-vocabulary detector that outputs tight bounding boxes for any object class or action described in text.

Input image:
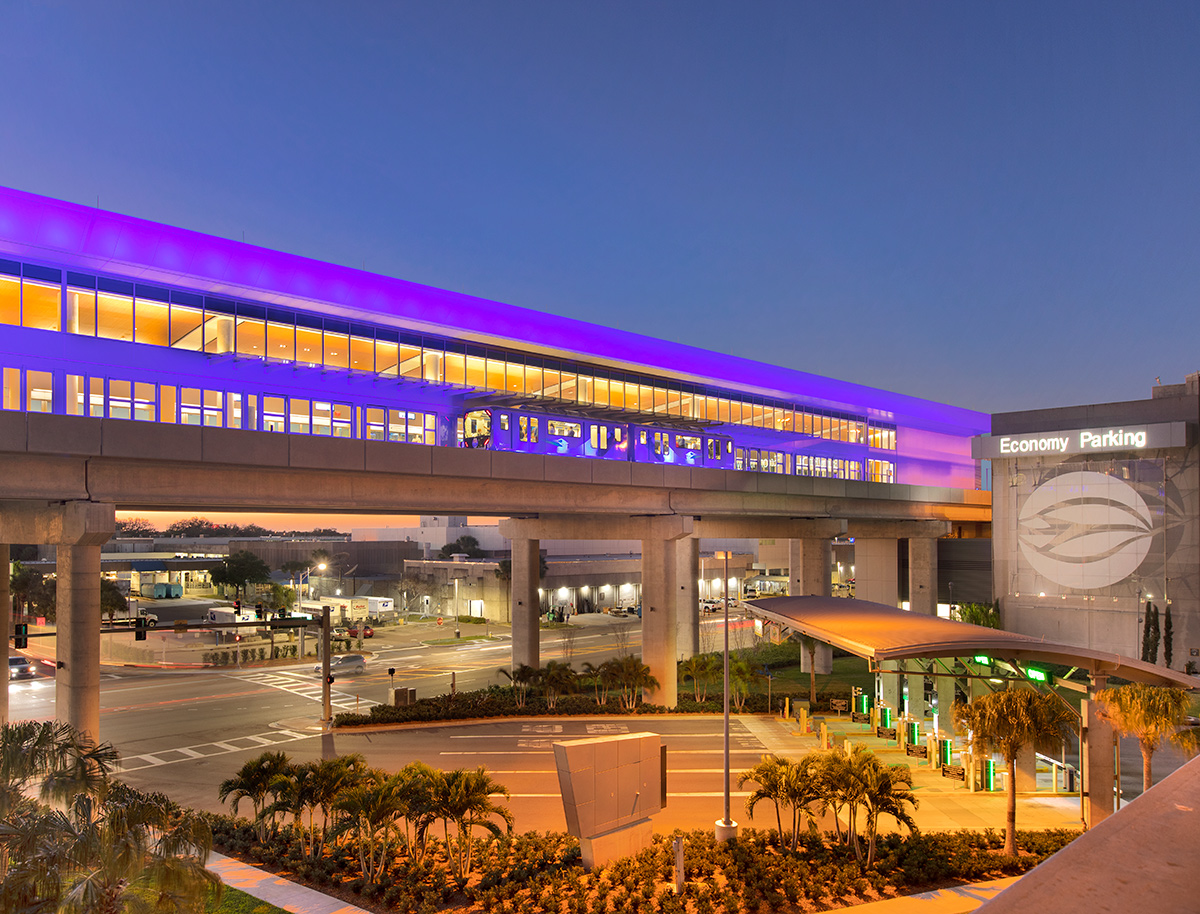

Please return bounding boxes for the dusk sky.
[3,2,1198,417]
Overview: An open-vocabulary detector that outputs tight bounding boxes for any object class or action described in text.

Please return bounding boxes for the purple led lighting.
[0,185,988,436]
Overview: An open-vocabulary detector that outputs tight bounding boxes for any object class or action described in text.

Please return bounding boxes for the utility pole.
[715,550,737,841]
[321,605,332,726]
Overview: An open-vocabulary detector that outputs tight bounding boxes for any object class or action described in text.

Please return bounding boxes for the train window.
[519,416,528,442]
[530,417,538,443]
[600,425,608,449]
[614,427,622,442]
[589,424,598,449]
[638,430,647,445]
[548,419,581,437]
[500,413,509,431]
[675,435,700,450]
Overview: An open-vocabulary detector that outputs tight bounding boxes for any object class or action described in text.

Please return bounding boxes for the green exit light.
[973,655,991,665]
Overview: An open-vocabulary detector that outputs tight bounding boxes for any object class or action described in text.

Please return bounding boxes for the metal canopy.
[744,595,1197,689]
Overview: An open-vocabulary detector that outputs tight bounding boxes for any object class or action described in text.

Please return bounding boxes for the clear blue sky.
[2,1,1197,413]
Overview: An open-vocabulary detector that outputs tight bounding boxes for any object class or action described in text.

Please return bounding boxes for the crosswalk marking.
[228,670,380,712]
[119,728,317,772]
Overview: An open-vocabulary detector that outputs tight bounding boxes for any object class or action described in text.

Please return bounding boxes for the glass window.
[267,320,295,361]
[296,326,322,365]
[523,362,542,395]
[25,370,52,413]
[442,350,464,385]
[422,346,442,382]
[134,382,155,421]
[559,371,577,402]
[170,304,204,350]
[399,342,422,379]
[349,335,373,372]
[227,392,242,429]
[463,355,482,386]
[160,385,176,423]
[180,388,202,426]
[0,276,19,326]
[66,287,95,335]
[97,292,134,341]
[263,396,286,432]
[22,280,60,332]
[387,409,406,441]
[323,331,349,370]
[547,419,581,437]
[365,407,386,440]
[246,394,258,430]
[542,367,561,399]
[505,361,525,394]
[375,339,398,376]
[202,314,235,354]
[109,380,132,419]
[2,367,19,410]
[289,398,310,434]
[312,401,332,435]
[236,317,266,357]
[593,377,611,408]
[203,390,223,427]
[654,388,668,414]
[66,375,86,415]
[486,357,506,392]
[88,378,104,417]
[589,423,599,449]
[133,299,169,346]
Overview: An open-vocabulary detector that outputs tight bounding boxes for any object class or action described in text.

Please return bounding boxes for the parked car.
[331,627,350,639]
[8,656,34,680]
[348,624,374,638]
[313,654,367,675]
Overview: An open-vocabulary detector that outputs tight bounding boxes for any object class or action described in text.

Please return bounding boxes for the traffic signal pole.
[321,605,332,727]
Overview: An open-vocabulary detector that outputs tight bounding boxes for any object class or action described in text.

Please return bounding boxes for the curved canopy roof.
[745,595,1197,689]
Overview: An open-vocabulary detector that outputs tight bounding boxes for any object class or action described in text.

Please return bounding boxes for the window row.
[1,257,897,449]
[0,367,437,442]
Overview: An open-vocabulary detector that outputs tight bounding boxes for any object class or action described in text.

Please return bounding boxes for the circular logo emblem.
[1017,470,1155,589]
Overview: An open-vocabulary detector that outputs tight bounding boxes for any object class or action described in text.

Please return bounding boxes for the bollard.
[674,836,685,895]
[819,721,829,750]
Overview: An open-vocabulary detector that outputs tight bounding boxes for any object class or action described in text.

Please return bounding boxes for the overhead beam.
[692,517,846,539]
[845,519,952,538]
[499,515,694,542]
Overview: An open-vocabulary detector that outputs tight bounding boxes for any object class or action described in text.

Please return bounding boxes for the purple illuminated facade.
[0,185,987,485]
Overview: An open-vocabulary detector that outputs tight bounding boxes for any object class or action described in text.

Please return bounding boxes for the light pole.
[321,605,332,727]
[715,550,738,841]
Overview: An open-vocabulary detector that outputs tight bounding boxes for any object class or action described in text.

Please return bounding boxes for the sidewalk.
[209,852,373,914]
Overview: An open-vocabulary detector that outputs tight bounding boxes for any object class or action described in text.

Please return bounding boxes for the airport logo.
[1017,470,1154,589]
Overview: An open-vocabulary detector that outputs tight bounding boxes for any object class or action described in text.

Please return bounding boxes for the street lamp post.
[715,550,738,841]
[320,605,332,727]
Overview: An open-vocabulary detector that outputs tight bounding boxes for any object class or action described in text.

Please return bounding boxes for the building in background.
[976,373,1198,666]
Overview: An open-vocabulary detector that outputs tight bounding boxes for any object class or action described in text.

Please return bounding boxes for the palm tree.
[332,768,405,883]
[540,661,578,710]
[608,655,659,710]
[429,767,514,881]
[499,663,540,708]
[265,761,321,860]
[309,753,366,858]
[954,688,1075,856]
[0,720,120,822]
[394,761,440,861]
[729,657,761,712]
[738,754,789,838]
[679,654,718,703]
[1097,683,1198,794]
[811,751,851,844]
[844,747,918,866]
[217,750,292,843]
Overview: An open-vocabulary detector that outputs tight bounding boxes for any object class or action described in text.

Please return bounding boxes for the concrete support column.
[675,537,699,660]
[641,536,679,708]
[855,539,899,606]
[0,543,8,726]
[788,538,832,596]
[908,537,938,615]
[57,543,102,743]
[880,660,902,713]
[906,660,927,721]
[1082,698,1115,827]
[934,663,957,734]
[511,539,541,670]
[799,639,832,674]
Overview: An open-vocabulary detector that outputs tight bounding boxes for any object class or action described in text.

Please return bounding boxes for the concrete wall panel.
[28,413,100,456]
[662,464,692,489]
[688,467,727,491]
[0,412,26,453]
[364,440,432,475]
[103,419,201,460]
[592,462,632,486]
[432,446,492,478]
[757,473,788,494]
[630,463,664,488]
[290,435,366,471]
[544,454,592,484]
[491,451,546,482]
[203,427,288,467]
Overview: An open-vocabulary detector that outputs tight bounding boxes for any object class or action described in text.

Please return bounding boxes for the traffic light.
[134,617,147,642]
[255,603,265,620]
[326,674,335,685]
[13,623,28,649]
[233,600,241,611]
